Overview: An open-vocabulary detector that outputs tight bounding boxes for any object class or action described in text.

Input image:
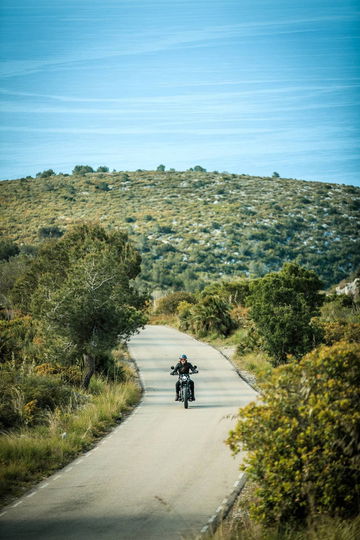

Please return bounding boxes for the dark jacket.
[172,361,195,375]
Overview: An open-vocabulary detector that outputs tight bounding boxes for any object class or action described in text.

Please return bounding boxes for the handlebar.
[170,370,198,375]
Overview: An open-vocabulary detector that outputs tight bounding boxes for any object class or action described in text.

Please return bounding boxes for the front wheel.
[183,386,188,409]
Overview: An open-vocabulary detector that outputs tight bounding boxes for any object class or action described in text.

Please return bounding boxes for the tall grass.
[211,482,360,540]
[232,351,272,383]
[0,377,141,506]
[212,515,360,540]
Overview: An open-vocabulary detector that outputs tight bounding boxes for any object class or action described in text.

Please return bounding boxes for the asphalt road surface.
[0,325,258,540]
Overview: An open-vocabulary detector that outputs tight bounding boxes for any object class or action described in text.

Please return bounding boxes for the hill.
[1,170,359,290]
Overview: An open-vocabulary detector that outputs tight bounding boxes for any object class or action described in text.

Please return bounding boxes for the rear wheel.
[183,386,188,409]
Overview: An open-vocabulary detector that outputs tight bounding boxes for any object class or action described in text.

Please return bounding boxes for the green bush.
[227,341,360,525]
[320,321,360,345]
[247,263,324,365]
[0,316,37,363]
[0,239,20,261]
[178,294,235,337]
[36,169,55,178]
[38,226,64,239]
[0,369,77,430]
[236,323,265,355]
[72,165,94,176]
[156,291,197,314]
[93,351,126,382]
[201,279,253,307]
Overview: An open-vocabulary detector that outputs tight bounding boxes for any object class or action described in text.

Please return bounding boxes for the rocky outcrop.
[336,278,360,301]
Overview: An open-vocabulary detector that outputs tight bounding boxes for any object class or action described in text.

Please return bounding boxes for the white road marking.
[53,475,62,481]
[0,511,7,517]
[39,483,49,489]
[65,467,73,473]
[12,501,23,508]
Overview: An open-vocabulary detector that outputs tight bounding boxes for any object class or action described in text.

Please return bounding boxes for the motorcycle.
[170,366,198,409]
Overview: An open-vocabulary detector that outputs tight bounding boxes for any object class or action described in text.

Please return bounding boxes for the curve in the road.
[0,325,258,540]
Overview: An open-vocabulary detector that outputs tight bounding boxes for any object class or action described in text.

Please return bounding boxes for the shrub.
[0,370,77,429]
[236,322,265,355]
[38,226,64,239]
[95,182,110,191]
[34,363,82,386]
[72,165,94,176]
[178,295,235,337]
[36,169,55,178]
[156,291,197,314]
[227,341,360,525]
[93,351,126,382]
[19,375,75,412]
[0,240,20,261]
[202,279,252,307]
[320,321,360,345]
[0,316,37,363]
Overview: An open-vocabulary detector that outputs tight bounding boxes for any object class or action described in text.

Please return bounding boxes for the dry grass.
[0,377,141,507]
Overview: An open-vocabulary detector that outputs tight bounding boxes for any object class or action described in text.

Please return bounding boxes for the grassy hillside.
[1,170,359,290]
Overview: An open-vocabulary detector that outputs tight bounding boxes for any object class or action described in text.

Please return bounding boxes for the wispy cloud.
[1,82,357,107]
[1,13,358,78]
[0,125,276,136]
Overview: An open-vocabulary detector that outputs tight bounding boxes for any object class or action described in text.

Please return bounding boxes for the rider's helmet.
[180,354,187,360]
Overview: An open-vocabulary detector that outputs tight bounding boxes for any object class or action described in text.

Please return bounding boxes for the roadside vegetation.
[0,371,140,506]
[0,224,147,506]
[152,264,360,539]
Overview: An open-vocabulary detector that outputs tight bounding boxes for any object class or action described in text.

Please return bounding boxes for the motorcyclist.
[171,354,196,401]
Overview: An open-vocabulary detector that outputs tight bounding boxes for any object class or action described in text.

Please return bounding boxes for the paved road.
[0,325,257,540]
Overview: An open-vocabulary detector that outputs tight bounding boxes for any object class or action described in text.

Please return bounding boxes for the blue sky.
[0,0,359,185]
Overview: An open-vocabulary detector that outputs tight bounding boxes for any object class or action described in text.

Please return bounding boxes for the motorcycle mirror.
[193,365,197,369]
[170,366,174,370]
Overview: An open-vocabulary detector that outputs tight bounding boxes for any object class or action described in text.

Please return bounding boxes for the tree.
[157,164,165,171]
[36,169,55,178]
[193,165,207,172]
[13,224,148,388]
[227,341,360,525]
[272,171,280,178]
[247,263,324,365]
[72,165,94,176]
[96,166,109,173]
[201,279,252,307]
